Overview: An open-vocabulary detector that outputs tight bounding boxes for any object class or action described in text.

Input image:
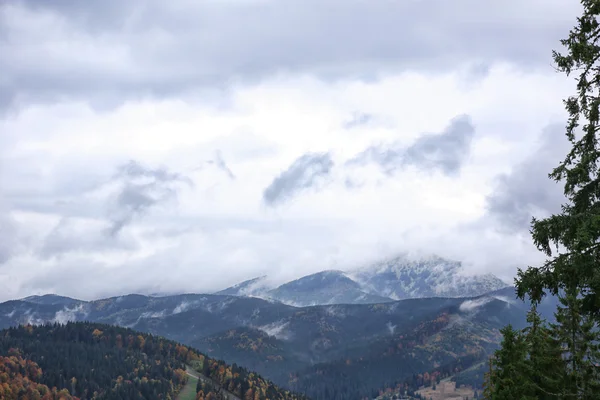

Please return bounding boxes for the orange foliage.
[92,329,103,338]
[0,354,77,400]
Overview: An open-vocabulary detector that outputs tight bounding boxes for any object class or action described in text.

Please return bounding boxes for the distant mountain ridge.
[217,275,275,297]
[216,254,510,306]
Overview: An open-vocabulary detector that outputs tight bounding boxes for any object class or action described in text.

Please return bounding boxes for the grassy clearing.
[177,375,199,400]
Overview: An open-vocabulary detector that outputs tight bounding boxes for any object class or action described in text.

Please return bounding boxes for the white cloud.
[173,300,202,314]
[459,298,493,313]
[459,295,514,313]
[139,310,167,319]
[257,320,292,341]
[0,0,580,301]
[52,304,89,324]
[386,321,397,335]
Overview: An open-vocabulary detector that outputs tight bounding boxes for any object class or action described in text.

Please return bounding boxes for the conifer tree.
[485,325,535,400]
[482,357,494,400]
[486,2,600,397]
[516,0,600,324]
[523,304,564,398]
[550,286,600,398]
[506,1,600,397]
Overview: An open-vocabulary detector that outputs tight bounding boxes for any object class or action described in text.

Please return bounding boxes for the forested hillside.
[0,322,306,400]
[288,311,498,399]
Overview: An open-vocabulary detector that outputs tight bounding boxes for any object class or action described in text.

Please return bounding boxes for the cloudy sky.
[0,0,582,301]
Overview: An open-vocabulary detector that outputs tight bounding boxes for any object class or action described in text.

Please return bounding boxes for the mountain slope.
[287,287,556,399]
[0,322,306,400]
[267,270,392,307]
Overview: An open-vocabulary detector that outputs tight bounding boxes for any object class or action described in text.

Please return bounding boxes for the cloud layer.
[0,0,579,301]
[1,0,578,112]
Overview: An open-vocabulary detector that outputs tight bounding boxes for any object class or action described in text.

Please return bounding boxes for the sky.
[0,0,583,301]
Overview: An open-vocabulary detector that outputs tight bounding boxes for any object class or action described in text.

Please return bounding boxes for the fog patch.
[324,305,346,318]
[53,303,89,324]
[173,300,201,314]
[459,297,493,312]
[22,309,45,326]
[257,320,292,341]
[386,321,397,335]
[140,310,167,319]
[206,297,236,314]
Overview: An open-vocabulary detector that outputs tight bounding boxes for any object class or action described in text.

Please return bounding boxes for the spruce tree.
[485,325,535,400]
[516,0,600,323]
[523,304,564,398]
[487,2,600,399]
[550,286,600,398]
[509,1,600,396]
[482,357,494,400]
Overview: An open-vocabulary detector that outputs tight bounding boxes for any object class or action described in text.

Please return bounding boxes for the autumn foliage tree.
[0,353,77,400]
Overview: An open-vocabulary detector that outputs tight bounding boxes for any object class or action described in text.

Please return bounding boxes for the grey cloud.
[39,217,138,259]
[208,151,236,180]
[1,0,577,112]
[486,124,569,232]
[263,152,334,206]
[343,112,374,129]
[109,160,192,235]
[116,160,191,183]
[0,162,19,265]
[191,151,237,180]
[351,114,475,175]
[0,214,17,265]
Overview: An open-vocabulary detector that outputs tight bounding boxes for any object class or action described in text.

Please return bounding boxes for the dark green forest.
[0,322,306,400]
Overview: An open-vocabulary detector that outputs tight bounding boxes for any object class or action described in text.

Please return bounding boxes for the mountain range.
[0,287,557,399]
[0,254,534,399]
[216,254,510,307]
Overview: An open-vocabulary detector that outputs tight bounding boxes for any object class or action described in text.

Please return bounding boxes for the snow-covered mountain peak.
[350,254,509,300]
[357,253,461,277]
[216,254,510,305]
